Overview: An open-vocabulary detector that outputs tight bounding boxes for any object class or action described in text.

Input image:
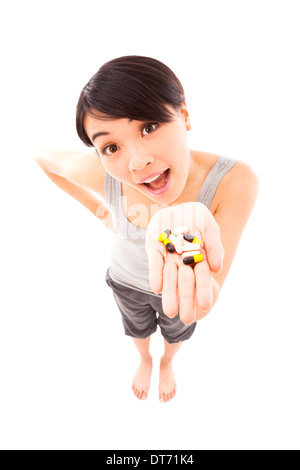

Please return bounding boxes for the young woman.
[36,55,259,402]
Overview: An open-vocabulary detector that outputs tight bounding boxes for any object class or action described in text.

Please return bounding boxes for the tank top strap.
[104,170,121,208]
[196,156,237,208]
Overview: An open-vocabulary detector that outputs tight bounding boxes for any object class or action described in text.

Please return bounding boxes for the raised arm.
[35,148,116,232]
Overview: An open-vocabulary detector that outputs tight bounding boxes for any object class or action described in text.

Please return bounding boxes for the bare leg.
[159,340,183,402]
[131,336,153,400]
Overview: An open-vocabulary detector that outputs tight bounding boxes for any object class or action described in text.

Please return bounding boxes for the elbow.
[34,149,48,168]
[35,155,44,166]
[34,147,55,167]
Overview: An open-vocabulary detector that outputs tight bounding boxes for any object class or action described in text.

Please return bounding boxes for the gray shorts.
[105,269,197,344]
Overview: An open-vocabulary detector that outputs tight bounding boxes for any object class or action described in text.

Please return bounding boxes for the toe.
[133,385,139,399]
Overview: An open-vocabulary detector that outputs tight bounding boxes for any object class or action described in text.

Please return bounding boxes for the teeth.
[143,173,162,184]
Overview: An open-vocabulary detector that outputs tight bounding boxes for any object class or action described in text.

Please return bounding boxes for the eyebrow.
[91,118,134,143]
[91,131,110,142]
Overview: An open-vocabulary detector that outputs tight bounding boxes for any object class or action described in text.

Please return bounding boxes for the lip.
[142,168,172,196]
[138,169,168,184]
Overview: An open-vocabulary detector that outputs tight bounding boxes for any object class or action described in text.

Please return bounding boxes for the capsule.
[163,238,175,253]
[183,253,204,265]
[181,250,201,257]
[169,234,183,254]
[158,229,171,242]
[182,243,201,252]
[183,233,202,245]
[174,225,189,236]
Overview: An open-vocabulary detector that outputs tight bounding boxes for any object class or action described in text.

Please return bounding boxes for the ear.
[180,102,192,131]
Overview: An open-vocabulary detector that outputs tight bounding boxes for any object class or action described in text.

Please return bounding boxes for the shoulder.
[212,159,260,244]
[216,160,260,212]
[190,151,259,213]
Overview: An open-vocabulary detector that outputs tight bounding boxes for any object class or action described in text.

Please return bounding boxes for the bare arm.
[35,148,116,232]
[195,161,259,319]
[211,162,260,289]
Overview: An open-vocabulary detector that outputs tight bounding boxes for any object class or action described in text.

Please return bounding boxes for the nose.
[128,146,155,172]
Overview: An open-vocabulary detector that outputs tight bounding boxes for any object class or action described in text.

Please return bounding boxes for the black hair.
[76,55,186,147]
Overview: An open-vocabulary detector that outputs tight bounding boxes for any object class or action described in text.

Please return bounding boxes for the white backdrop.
[0,0,299,450]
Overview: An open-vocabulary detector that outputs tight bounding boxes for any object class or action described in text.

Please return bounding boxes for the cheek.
[167,140,190,172]
[100,157,129,181]
[161,127,189,157]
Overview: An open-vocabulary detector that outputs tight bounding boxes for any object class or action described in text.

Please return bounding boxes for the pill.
[183,233,194,242]
[174,225,189,236]
[181,250,201,257]
[183,253,204,265]
[183,234,202,245]
[158,229,171,242]
[163,238,175,253]
[169,234,183,254]
[182,243,201,252]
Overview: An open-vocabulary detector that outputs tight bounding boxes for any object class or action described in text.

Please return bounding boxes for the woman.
[36,55,259,402]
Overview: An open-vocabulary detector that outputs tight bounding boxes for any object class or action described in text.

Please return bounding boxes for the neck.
[172,150,200,204]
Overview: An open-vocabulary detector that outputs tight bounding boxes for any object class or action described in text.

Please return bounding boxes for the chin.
[147,187,182,206]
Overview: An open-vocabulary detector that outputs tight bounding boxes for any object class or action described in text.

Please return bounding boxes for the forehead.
[84,113,134,145]
[84,104,179,130]
[84,112,133,132]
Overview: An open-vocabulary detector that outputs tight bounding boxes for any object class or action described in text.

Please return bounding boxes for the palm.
[145,202,224,324]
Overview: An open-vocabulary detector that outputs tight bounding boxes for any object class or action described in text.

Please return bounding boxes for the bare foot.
[159,359,177,402]
[132,357,153,400]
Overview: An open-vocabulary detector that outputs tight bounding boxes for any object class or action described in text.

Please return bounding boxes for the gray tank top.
[105,156,237,294]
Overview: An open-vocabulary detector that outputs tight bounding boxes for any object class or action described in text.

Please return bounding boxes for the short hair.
[76,55,186,147]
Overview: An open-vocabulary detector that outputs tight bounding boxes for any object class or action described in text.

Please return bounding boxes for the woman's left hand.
[145,202,223,324]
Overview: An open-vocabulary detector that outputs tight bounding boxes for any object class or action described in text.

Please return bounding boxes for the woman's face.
[84,104,192,204]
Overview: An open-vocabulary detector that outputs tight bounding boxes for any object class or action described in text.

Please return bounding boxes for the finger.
[203,211,224,273]
[147,248,164,294]
[178,264,196,325]
[162,260,179,318]
[194,260,213,311]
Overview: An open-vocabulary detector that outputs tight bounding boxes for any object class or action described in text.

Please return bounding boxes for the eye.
[101,144,119,157]
[141,123,159,136]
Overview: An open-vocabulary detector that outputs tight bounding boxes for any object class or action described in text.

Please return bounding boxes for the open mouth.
[142,168,171,195]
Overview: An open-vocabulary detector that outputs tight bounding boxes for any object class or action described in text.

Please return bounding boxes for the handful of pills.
[158,225,204,265]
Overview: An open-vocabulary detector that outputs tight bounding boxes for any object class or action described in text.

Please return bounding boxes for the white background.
[0,0,299,450]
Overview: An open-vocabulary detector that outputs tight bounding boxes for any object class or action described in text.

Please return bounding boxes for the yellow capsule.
[158,229,171,242]
[183,234,202,245]
[194,253,204,262]
[163,238,175,253]
[183,253,204,265]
